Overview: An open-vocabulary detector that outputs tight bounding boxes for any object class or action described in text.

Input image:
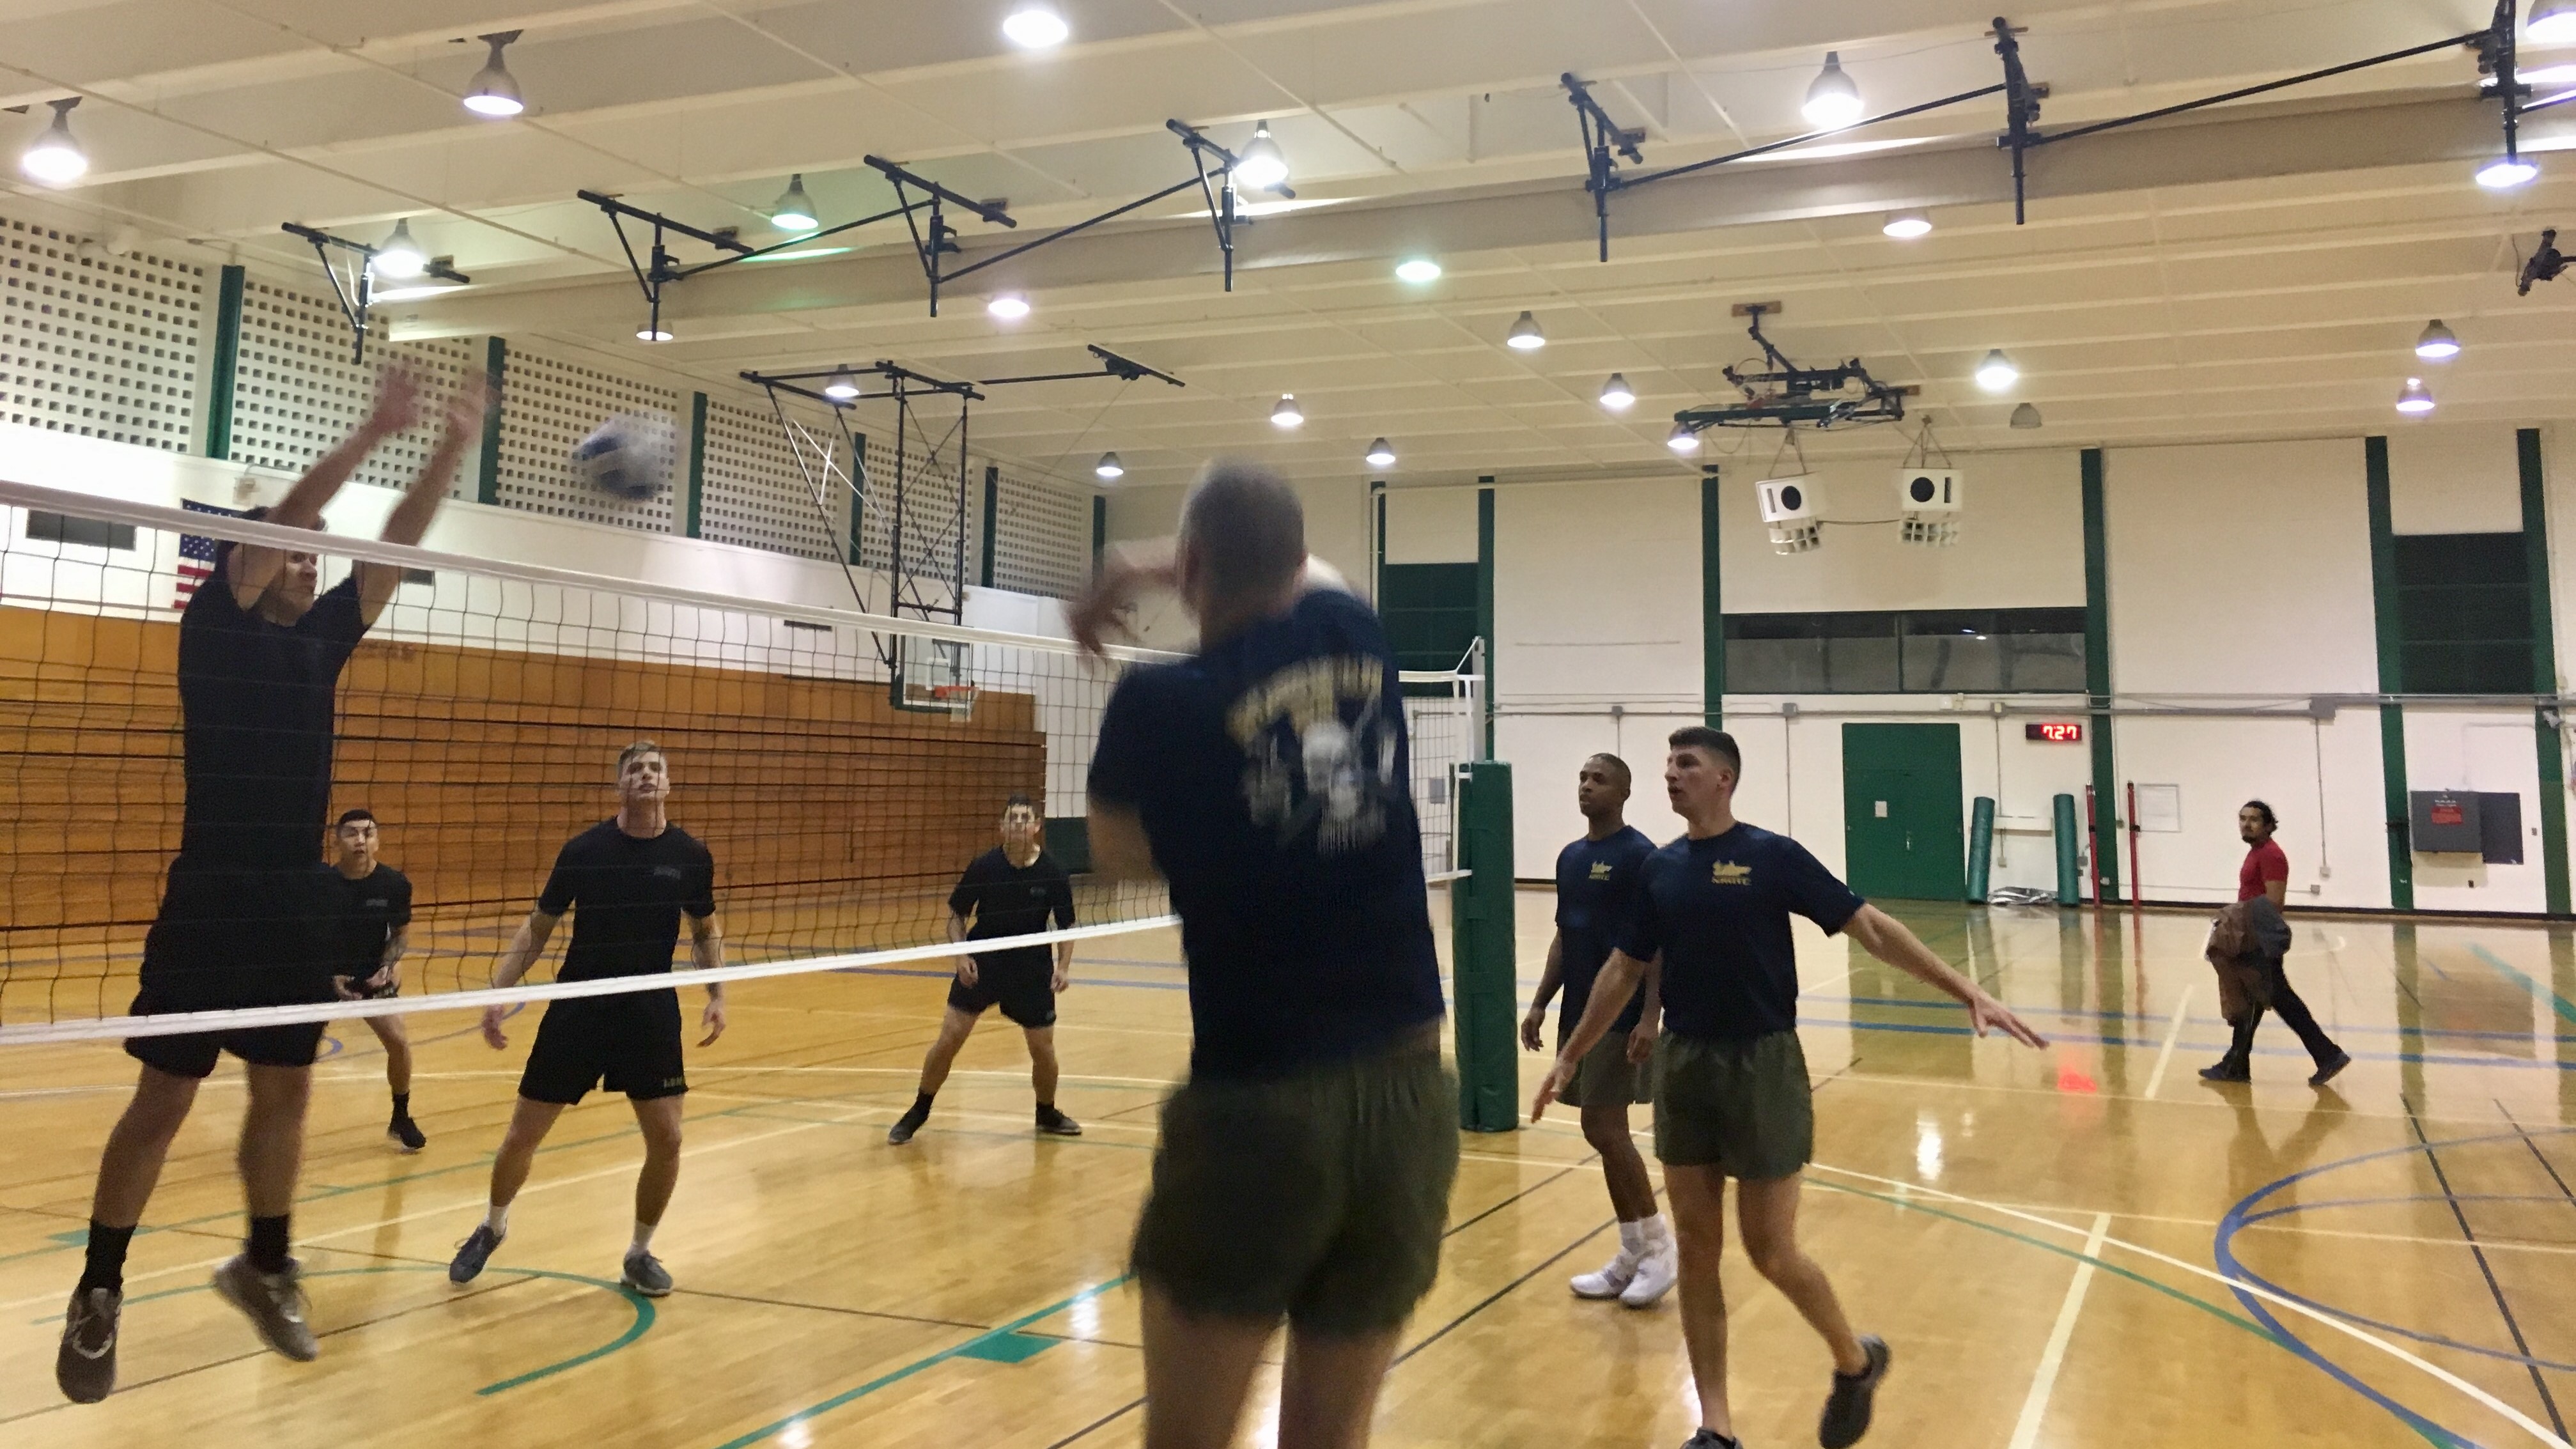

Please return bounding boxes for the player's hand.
[368,368,424,436]
[1967,990,2049,1048]
[1627,1015,1659,1065]
[375,963,400,995]
[442,376,494,441]
[698,996,727,1047]
[956,954,980,988]
[1519,1007,1546,1053]
[332,975,361,1002]
[479,1003,510,1050]
[1530,1055,1577,1122]
[1067,541,1175,658]
[1051,961,1070,993]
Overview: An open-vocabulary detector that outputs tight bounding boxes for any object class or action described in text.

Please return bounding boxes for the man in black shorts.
[1072,461,1457,1449]
[56,373,488,1404]
[1534,727,2045,1449]
[886,793,1081,1143]
[325,808,424,1151]
[448,741,726,1298]
[1523,753,1672,1306]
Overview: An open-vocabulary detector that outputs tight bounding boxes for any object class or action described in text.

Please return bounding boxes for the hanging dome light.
[770,175,818,233]
[2395,378,2435,415]
[19,98,88,185]
[1599,373,1636,410]
[636,327,674,343]
[1270,394,1304,428]
[2476,153,2540,189]
[1505,311,1546,350]
[987,293,1031,319]
[1002,4,1070,48]
[823,366,861,401]
[2414,320,2460,361]
[1234,122,1290,192]
[1394,257,1442,283]
[1803,52,1864,129]
[371,219,428,279]
[2531,0,2576,43]
[463,31,525,118]
[1882,209,1932,240]
[1666,421,1701,454]
[1974,348,2019,392]
[2009,402,2043,430]
[1364,437,1397,468]
[1094,451,1126,480]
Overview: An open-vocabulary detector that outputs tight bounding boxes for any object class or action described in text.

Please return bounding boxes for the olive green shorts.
[1651,1029,1813,1179]
[1131,1037,1459,1335]
[1554,1028,1649,1110]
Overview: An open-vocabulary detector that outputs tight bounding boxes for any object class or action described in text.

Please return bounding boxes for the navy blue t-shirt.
[1553,825,1655,1041]
[1088,588,1445,1078]
[1621,824,1864,1041]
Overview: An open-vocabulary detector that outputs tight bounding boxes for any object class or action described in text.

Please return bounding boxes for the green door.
[1842,723,1966,901]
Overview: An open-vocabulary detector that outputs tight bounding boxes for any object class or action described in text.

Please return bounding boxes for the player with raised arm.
[325,808,423,1151]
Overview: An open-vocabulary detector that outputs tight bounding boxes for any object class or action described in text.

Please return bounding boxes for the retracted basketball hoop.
[930,682,979,716]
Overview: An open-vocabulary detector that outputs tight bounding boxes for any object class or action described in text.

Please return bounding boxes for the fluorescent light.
[770,174,818,233]
[1094,451,1125,480]
[1395,258,1443,283]
[1505,311,1546,350]
[988,293,1030,319]
[20,99,88,185]
[368,281,469,304]
[1882,209,1932,240]
[371,219,428,280]
[1271,394,1303,428]
[743,245,852,263]
[1234,121,1290,192]
[1803,52,1864,130]
[1364,437,1397,468]
[1666,421,1700,453]
[637,327,674,343]
[1975,348,2019,392]
[2414,319,2460,360]
[1599,373,1635,410]
[2009,402,2042,430]
[823,367,860,401]
[2478,154,2540,188]
[2396,377,2435,414]
[464,31,525,118]
[2485,62,2576,87]
[2532,0,2576,43]
[1002,4,1069,48]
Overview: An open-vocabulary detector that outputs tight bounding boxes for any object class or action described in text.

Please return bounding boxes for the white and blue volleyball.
[571,412,676,500]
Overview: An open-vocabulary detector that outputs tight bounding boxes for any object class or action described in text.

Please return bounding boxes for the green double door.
[1842,723,1966,901]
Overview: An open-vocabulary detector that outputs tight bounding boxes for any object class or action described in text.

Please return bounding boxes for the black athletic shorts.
[519,990,688,1104]
[125,863,339,1080]
[947,951,1057,1028]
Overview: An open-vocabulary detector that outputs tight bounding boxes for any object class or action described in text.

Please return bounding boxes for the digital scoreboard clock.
[2026,722,2084,742]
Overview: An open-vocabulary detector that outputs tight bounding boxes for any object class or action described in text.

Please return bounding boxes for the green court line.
[2469,945,2576,1026]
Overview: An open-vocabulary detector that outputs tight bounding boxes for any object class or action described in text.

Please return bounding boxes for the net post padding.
[1449,759,1517,1133]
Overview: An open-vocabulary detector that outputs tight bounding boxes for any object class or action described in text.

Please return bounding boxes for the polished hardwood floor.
[2,894,2571,1448]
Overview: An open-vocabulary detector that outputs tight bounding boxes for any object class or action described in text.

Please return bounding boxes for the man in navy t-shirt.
[1533,727,2045,1449]
[1076,461,1455,1449]
[1522,753,1672,1306]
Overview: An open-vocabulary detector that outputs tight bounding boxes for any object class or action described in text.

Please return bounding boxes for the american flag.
[175,499,245,609]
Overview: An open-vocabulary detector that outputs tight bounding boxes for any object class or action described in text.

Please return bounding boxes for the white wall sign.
[2134,784,2183,833]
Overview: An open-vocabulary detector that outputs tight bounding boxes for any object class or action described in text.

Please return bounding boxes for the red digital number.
[2026,722,2084,742]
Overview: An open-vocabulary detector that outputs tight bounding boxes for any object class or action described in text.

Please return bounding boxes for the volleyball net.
[0,478,1486,1045]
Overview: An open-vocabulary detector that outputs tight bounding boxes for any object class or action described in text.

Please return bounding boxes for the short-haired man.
[2199,800,2348,1085]
[326,808,423,1151]
[448,741,726,1298]
[886,792,1082,1143]
[1072,461,1457,1449]
[57,373,486,1403]
[1523,752,1673,1306]
[1535,727,2047,1449]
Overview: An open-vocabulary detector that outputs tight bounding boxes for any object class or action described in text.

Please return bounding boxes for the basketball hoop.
[930,682,979,716]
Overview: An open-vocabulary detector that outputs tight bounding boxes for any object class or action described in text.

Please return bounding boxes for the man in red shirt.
[2201,801,2349,1085]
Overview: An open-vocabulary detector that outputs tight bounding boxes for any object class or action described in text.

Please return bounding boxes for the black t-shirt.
[1554,826,1655,1038]
[328,864,414,979]
[949,847,1075,970]
[536,819,718,982]
[176,564,369,870]
[1090,588,1445,1079]
[1620,824,1864,1041]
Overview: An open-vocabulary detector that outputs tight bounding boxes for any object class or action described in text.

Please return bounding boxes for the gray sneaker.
[212,1255,319,1361]
[55,1286,120,1402]
[621,1250,673,1298]
[449,1224,504,1284]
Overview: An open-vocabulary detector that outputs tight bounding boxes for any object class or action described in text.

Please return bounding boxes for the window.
[26,509,136,551]
[1724,607,2085,694]
[1378,562,1478,678]
[2393,533,2531,694]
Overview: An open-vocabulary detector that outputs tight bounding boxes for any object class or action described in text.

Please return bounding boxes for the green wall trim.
[2079,448,2121,901]
[683,392,707,538]
[1090,495,1106,566]
[476,338,507,506]
[979,465,999,589]
[1701,464,1723,727]
[205,265,245,460]
[2520,428,2570,915]
[846,431,868,564]
[1475,481,1496,759]
[2365,435,2413,910]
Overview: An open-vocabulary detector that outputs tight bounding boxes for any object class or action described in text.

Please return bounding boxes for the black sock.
[908,1091,935,1117]
[78,1222,136,1294]
[247,1215,291,1274]
[1036,1100,1056,1115]
[391,1092,411,1119]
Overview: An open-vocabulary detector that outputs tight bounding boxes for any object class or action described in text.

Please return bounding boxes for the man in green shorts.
[1075,461,1456,1449]
[1524,753,1672,1306]
[1533,727,2046,1449]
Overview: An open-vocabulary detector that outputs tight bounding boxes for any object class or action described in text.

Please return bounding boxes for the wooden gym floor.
[1,892,2572,1448]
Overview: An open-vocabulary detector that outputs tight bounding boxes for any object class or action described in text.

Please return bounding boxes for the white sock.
[482,1203,509,1237]
[1640,1213,1670,1249]
[1617,1219,1645,1255]
[630,1220,657,1257]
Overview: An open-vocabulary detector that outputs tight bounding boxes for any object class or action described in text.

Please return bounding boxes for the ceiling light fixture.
[2478,153,2540,188]
[1974,348,2019,392]
[1002,4,1070,49]
[19,98,88,185]
[463,31,525,118]
[1271,394,1303,428]
[987,293,1031,319]
[637,327,674,343]
[1666,421,1701,454]
[2414,319,2460,360]
[1364,437,1397,468]
[2010,402,2043,430]
[1599,373,1636,410]
[770,174,818,232]
[1882,209,1932,240]
[1803,52,1865,130]
[2484,61,2576,88]
[2396,377,2435,415]
[370,219,428,279]
[1094,451,1125,480]
[1395,257,1443,283]
[2531,0,2576,44]
[823,366,860,401]
[1505,311,1546,350]
[1234,121,1290,192]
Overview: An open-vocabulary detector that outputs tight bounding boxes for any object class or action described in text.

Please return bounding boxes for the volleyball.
[570,411,675,500]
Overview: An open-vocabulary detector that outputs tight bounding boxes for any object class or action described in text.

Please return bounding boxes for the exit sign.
[2026,722,2084,742]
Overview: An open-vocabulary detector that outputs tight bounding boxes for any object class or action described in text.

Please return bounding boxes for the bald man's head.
[1178,460,1305,628]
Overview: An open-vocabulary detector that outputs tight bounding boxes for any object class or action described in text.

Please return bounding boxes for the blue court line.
[1812,993,2576,1046]
[1791,1016,2576,1071]
[2467,945,2576,1027]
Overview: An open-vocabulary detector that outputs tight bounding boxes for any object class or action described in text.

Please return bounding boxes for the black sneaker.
[389,1114,427,1153]
[887,1104,929,1145]
[449,1224,504,1284]
[2197,1059,2251,1083]
[212,1255,318,1361]
[1036,1105,1082,1137]
[2308,1050,2352,1087]
[1682,1430,1742,1448]
[1819,1335,1890,1448]
[55,1285,120,1403]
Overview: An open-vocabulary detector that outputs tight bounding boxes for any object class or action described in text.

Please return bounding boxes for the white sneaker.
[1620,1241,1678,1307]
[1570,1248,1641,1299]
